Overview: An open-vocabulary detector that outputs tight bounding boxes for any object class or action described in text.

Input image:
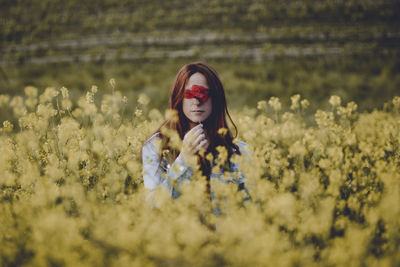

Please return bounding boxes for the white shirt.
[142,132,251,214]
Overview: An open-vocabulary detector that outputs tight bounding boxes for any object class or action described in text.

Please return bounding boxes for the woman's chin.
[189,116,205,123]
[190,119,203,124]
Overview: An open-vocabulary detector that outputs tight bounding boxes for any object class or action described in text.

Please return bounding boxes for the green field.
[1,56,399,116]
[1,0,399,116]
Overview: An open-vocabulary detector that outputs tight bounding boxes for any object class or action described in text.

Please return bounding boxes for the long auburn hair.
[144,62,241,195]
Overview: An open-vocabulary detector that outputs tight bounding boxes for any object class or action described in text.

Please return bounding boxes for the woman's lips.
[192,110,204,114]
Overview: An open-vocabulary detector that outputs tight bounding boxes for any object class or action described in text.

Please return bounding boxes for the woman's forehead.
[186,73,209,89]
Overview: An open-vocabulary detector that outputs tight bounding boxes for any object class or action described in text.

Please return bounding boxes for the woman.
[142,62,250,214]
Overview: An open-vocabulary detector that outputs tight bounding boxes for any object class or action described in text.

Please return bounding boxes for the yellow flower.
[138,93,150,106]
[85,91,94,104]
[25,97,38,110]
[0,94,10,108]
[2,120,14,132]
[91,85,98,94]
[39,87,59,103]
[135,108,142,117]
[257,100,267,110]
[290,94,301,110]
[10,96,27,117]
[24,86,38,98]
[149,108,163,121]
[268,96,281,111]
[60,86,69,98]
[301,99,310,109]
[217,127,228,136]
[329,95,341,107]
[109,78,116,88]
[61,99,72,110]
[165,109,178,122]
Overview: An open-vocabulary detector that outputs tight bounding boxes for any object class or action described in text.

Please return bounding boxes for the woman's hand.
[177,123,209,163]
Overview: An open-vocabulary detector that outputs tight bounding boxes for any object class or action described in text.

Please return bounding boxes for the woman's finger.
[191,126,204,138]
[185,124,203,142]
[193,133,206,148]
[201,139,209,150]
[183,124,206,154]
[196,139,208,152]
[188,123,203,134]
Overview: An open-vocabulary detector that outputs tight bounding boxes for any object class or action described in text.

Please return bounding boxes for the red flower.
[184,85,209,103]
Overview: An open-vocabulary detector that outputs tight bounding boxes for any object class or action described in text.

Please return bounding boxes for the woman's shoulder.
[145,132,161,143]
[143,132,162,152]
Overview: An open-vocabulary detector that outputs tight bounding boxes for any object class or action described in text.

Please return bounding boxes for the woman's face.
[182,72,212,126]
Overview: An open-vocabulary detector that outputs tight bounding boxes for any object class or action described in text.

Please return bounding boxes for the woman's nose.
[192,98,201,105]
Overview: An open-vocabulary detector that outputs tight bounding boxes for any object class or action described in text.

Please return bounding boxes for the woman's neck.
[189,121,201,129]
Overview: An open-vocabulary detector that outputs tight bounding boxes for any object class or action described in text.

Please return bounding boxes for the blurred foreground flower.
[268,96,281,111]
[0,89,399,267]
[329,95,341,107]
[138,93,150,106]
[257,100,267,110]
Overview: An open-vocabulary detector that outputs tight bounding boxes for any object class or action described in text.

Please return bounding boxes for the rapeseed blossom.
[0,94,10,108]
[329,95,341,107]
[290,94,301,110]
[268,96,282,111]
[2,120,13,132]
[0,88,399,267]
[138,93,150,106]
[257,100,267,110]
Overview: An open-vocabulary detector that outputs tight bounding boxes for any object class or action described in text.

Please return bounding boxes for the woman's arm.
[142,137,162,190]
[231,140,252,201]
[142,134,192,197]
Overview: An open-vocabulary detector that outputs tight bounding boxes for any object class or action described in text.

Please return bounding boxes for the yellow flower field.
[0,86,399,266]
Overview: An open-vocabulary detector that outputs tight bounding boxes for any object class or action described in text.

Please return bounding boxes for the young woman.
[142,62,250,213]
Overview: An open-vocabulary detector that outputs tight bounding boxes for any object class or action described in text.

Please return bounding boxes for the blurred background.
[1,0,399,114]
